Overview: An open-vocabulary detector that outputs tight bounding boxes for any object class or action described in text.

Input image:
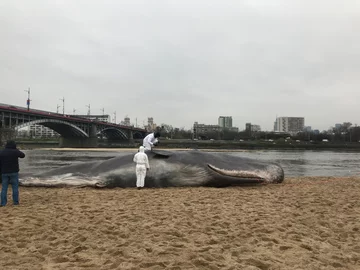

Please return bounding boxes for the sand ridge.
[1,176,360,269]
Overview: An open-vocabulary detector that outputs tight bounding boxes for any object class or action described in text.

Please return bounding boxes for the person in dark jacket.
[0,140,25,206]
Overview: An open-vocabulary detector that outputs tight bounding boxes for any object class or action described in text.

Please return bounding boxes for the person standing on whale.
[133,146,150,189]
[143,132,160,151]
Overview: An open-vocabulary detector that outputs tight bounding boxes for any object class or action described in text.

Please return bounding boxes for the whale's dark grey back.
[21,149,284,188]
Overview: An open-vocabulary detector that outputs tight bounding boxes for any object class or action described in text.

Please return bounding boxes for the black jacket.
[0,141,25,174]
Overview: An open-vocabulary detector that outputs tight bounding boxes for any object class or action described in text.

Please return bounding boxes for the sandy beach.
[1,177,360,270]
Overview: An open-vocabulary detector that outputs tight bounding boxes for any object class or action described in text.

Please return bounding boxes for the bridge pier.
[59,124,98,148]
[128,130,134,143]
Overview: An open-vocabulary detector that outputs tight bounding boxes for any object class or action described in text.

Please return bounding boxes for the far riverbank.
[13,139,360,151]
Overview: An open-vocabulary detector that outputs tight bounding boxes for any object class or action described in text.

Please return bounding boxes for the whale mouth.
[207,164,265,182]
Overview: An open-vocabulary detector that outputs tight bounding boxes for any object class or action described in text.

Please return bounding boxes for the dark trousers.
[1,173,19,206]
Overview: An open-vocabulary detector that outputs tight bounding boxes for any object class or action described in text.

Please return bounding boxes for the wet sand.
[1,177,360,270]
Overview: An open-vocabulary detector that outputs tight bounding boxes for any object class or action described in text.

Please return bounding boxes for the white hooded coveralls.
[143,133,158,151]
[133,146,150,187]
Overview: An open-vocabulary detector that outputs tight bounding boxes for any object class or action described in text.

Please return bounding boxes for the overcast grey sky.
[1,0,359,131]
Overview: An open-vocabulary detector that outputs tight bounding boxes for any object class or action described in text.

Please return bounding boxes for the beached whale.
[19,150,284,188]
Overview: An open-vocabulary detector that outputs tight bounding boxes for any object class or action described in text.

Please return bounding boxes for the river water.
[19,149,360,177]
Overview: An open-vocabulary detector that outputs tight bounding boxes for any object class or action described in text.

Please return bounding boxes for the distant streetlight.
[56,104,60,114]
[73,108,76,115]
[113,111,116,123]
[59,97,65,115]
[101,108,104,115]
[86,104,91,115]
[24,87,31,111]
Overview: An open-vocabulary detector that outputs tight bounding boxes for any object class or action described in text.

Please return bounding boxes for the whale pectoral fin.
[207,164,266,183]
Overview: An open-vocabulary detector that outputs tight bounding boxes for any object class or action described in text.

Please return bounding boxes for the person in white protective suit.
[133,146,150,189]
[143,132,161,151]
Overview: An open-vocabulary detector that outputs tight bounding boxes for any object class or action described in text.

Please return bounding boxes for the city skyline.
[0,100,352,133]
[1,1,359,131]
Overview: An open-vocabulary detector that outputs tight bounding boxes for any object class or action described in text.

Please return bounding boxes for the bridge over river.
[0,103,147,147]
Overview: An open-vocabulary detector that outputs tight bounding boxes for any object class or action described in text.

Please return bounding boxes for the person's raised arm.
[18,150,25,158]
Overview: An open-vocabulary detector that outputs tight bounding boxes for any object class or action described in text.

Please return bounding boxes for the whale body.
[19,150,285,188]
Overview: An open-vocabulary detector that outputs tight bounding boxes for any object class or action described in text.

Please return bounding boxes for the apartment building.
[73,114,111,122]
[274,117,305,134]
[145,117,157,132]
[193,122,221,135]
[218,116,232,129]
[18,124,59,138]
